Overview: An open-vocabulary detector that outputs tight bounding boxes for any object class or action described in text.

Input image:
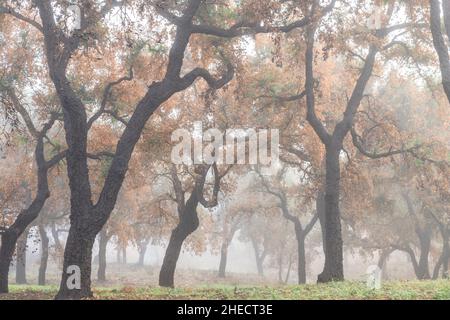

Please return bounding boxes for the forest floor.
[1,280,450,300]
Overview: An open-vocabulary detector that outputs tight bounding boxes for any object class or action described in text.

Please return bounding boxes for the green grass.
[2,280,450,300]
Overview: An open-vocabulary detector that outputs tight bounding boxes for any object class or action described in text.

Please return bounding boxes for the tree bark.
[0,232,15,293]
[159,164,222,288]
[97,228,108,282]
[159,205,199,288]
[415,226,432,280]
[15,230,28,284]
[430,0,450,104]
[295,228,307,284]
[55,228,97,300]
[159,231,186,288]
[33,0,230,298]
[0,120,54,293]
[318,147,344,282]
[316,190,327,256]
[38,225,49,286]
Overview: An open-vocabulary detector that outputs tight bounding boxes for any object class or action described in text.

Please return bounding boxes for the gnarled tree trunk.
[55,225,97,300]
[0,113,56,293]
[159,205,199,288]
[159,164,223,288]
[318,147,344,282]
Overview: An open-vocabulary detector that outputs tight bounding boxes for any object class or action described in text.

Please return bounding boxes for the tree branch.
[350,126,420,159]
[0,5,43,32]
[197,163,223,208]
[88,68,134,129]
[178,62,235,91]
[305,25,331,145]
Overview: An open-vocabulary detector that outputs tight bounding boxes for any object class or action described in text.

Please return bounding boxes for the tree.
[277,2,427,282]
[96,226,111,282]
[429,0,450,103]
[38,224,49,286]
[159,163,230,287]
[256,167,318,284]
[216,200,247,278]
[15,228,29,284]
[0,91,63,293]
[1,0,318,298]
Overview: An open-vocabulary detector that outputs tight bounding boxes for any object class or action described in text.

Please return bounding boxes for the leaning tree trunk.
[0,134,52,293]
[159,231,185,288]
[0,168,51,292]
[159,204,199,288]
[38,225,49,286]
[318,147,344,283]
[218,229,237,278]
[15,230,29,285]
[97,228,108,282]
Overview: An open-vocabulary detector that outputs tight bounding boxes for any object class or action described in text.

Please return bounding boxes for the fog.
[0,0,449,301]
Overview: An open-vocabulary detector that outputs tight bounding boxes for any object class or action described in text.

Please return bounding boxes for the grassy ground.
[1,280,450,300]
